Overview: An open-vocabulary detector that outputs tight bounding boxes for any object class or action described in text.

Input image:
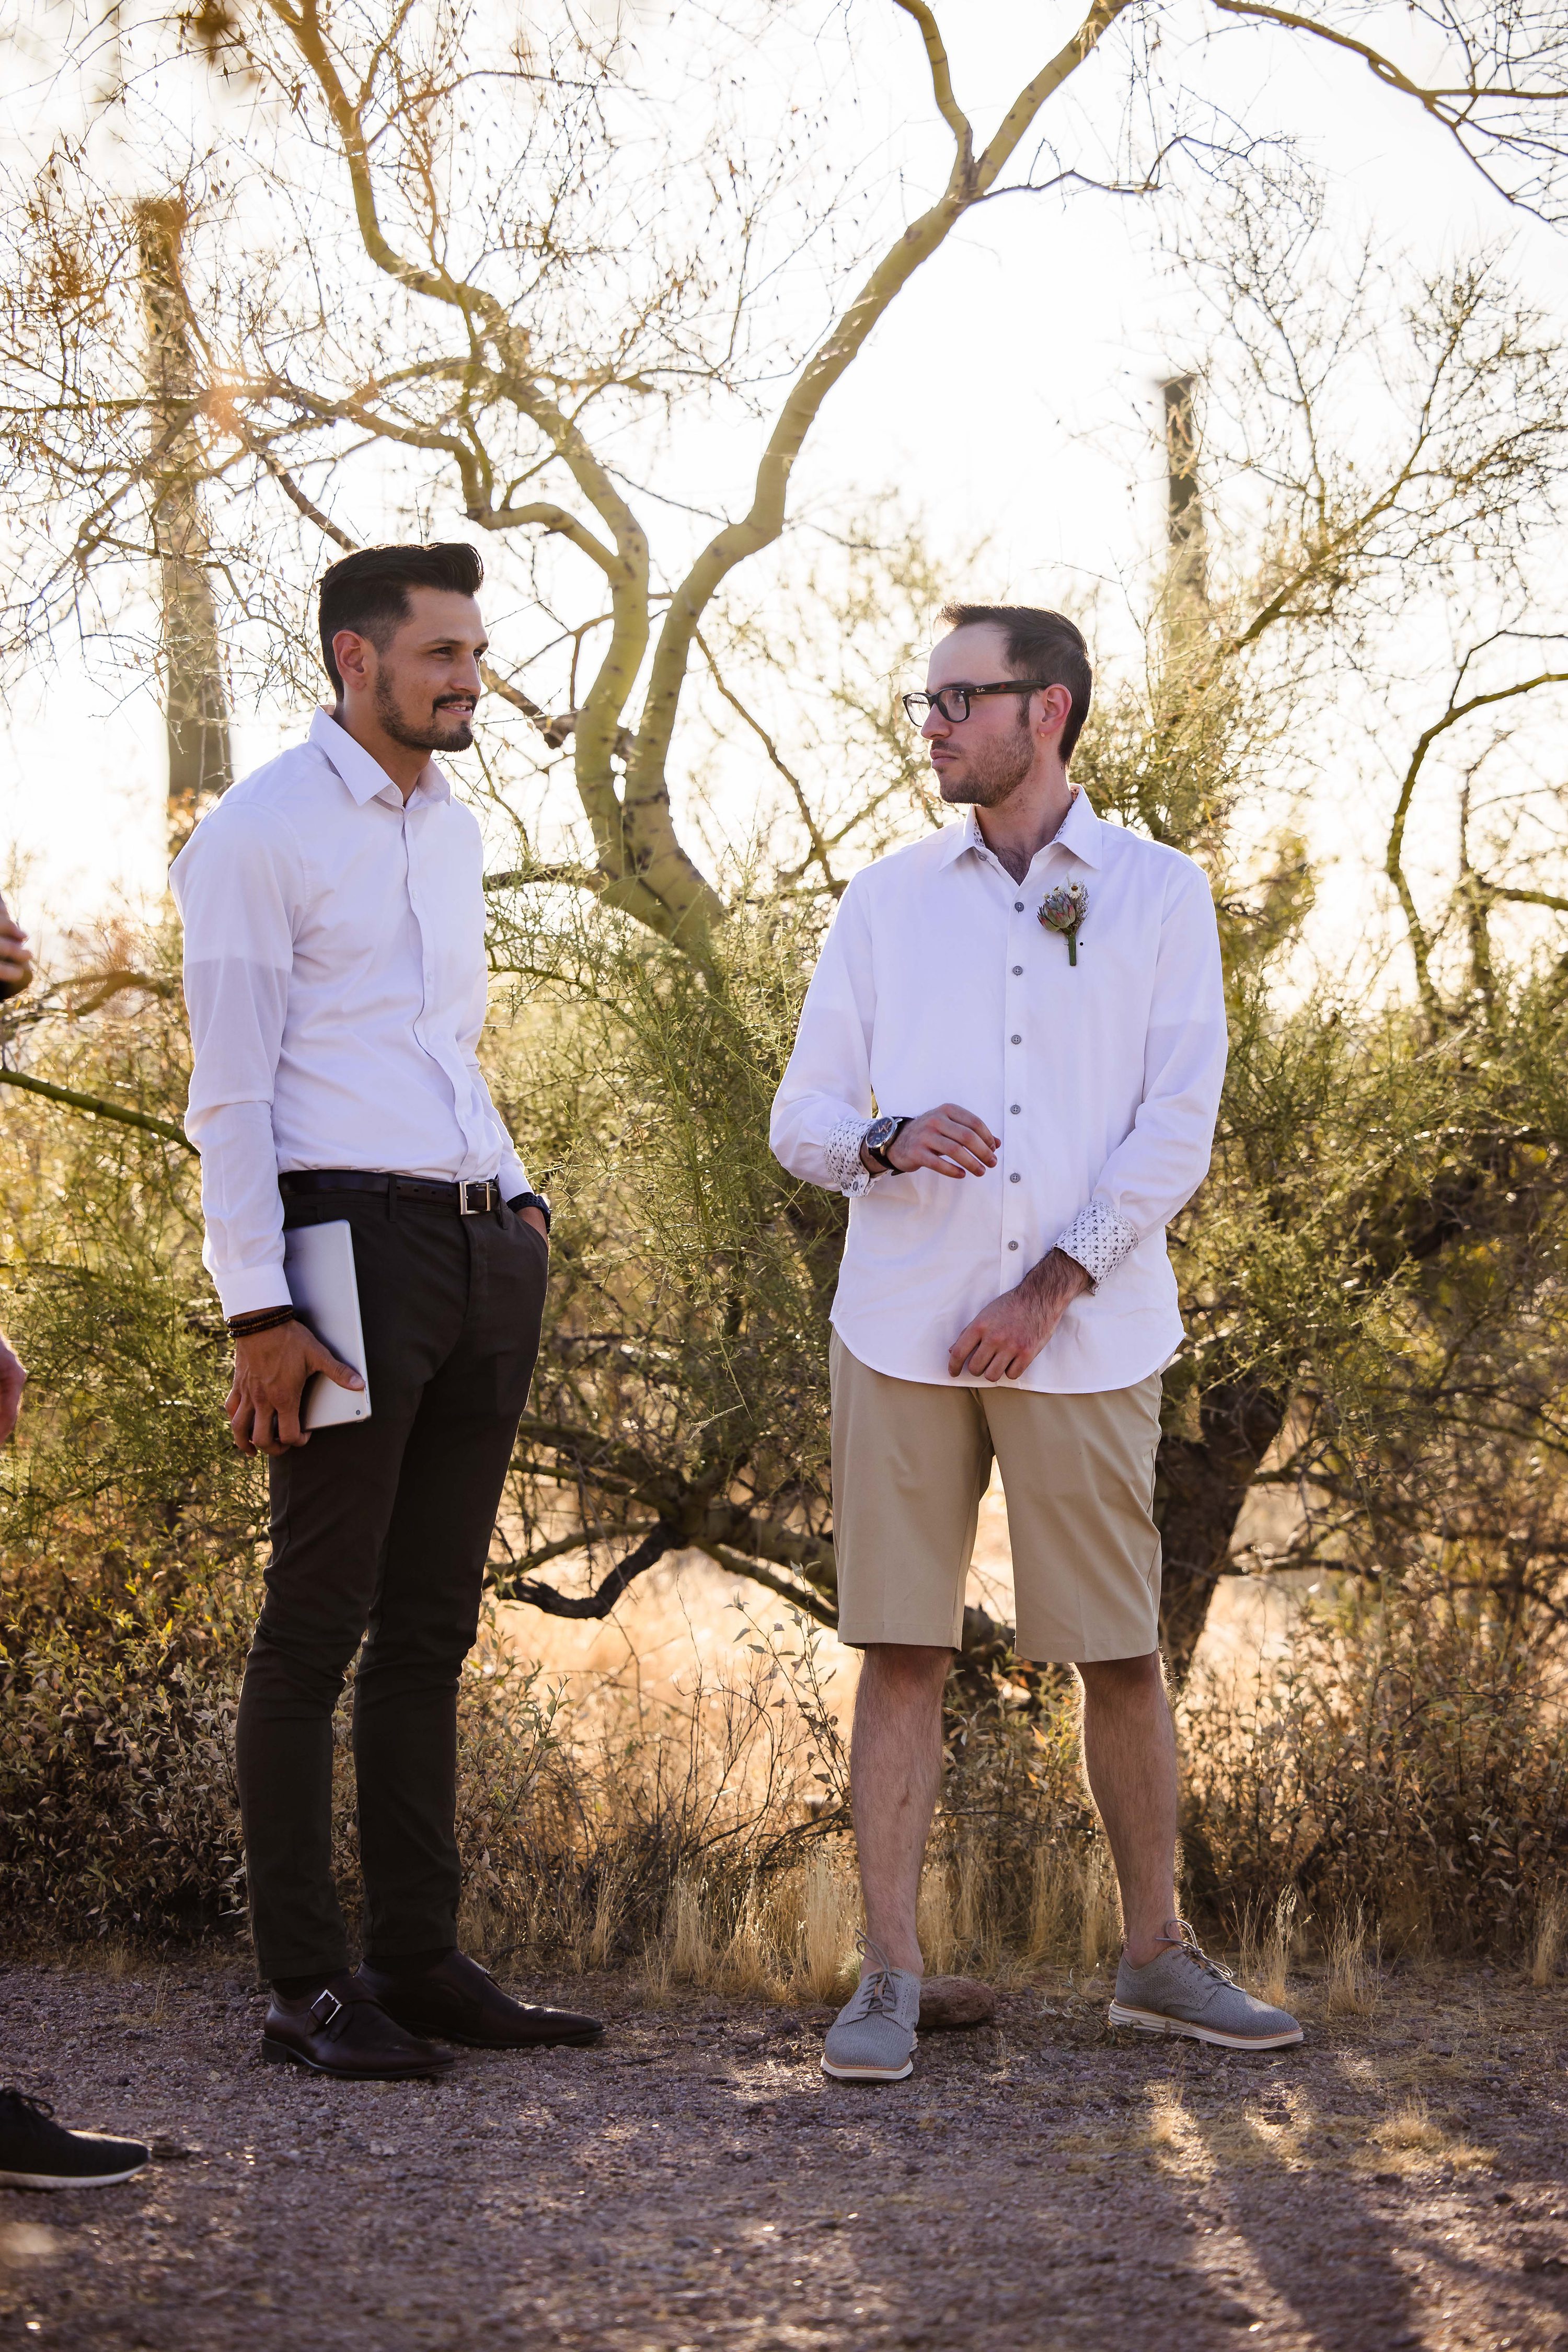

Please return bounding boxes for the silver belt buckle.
[458,1178,493,1216]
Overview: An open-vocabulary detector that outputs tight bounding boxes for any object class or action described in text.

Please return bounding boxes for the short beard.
[937,707,1034,808]
[372,669,475,754]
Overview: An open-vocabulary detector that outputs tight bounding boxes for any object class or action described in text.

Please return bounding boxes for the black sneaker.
[0,2088,151,2191]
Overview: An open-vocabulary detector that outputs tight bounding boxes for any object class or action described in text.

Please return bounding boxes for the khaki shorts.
[829,1332,1163,1664]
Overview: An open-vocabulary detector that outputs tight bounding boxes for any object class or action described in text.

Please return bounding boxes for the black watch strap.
[508,1190,552,1233]
[864,1114,911,1172]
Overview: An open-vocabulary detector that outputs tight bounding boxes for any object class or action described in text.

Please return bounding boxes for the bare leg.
[849,1643,952,1976]
[1077,1652,1179,1967]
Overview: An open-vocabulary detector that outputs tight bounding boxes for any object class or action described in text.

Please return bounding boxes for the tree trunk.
[1153,1376,1286,1680]
[135,198,233,847]
[1161,374,1209,619]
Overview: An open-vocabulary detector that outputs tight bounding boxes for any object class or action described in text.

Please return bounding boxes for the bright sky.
[2,0,1564,963]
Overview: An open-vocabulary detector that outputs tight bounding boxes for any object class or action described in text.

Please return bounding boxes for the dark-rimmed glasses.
[901,681,1053,725]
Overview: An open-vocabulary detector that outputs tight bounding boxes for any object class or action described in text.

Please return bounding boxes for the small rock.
[918,1977,996,2032]
[0,2223,57,2264]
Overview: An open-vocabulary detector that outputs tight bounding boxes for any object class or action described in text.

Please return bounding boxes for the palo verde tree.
[2,5,1567,1675]
[2,0,1564,926]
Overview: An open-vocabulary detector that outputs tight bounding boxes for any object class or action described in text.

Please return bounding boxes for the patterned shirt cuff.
[824,1115,875,1198]
[1054,1200,1138,1292]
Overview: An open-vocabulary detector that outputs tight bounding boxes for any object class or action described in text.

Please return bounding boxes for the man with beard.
[172,544,601,2077]
[771,603,1301,2083]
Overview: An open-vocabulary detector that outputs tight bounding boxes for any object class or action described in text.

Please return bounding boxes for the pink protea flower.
[1037,881,1089,965]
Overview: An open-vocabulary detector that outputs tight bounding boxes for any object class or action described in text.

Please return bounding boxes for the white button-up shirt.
[769,793,1226,1393]
[170,709,529,1317]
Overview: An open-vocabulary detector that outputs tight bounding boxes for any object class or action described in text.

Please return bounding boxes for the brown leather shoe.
[261,1973,455,2080]
[354,1950,605,2049]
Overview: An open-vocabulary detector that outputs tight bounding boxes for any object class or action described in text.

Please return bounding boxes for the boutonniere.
[1038,881,1088,966]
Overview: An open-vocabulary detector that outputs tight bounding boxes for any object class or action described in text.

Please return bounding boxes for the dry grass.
[1077,1842,1121,1975]
[1325,1907,1379,2017]
[800,1852,859,1999]
[7,1488,1568,1983]
[916,1861,956,1975]
[638,1851,861,2005]
[1238,1885,1299,2008]
[1365,2094,1493,2177]
[1529,1882,1566,1988]
[1027,1847,1078,1963]
[1374,2094,1445,2153]
[587,1865,627,1970]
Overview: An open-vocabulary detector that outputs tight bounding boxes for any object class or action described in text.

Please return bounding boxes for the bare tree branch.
[695,628,839,895]
[243,433,358,553]
[488,1519,677,1616]
[627,0,1135,883]
[1386,665,1568,1024]
[0,1067,196,1152]
[1212,0,1568,221]
[699,1543,838,1627]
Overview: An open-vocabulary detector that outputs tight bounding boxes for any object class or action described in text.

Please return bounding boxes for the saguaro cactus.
[135,197,233,844]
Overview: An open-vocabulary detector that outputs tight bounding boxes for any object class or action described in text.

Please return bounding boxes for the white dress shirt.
[170,709,529,1318]
[769,793,1227,1393]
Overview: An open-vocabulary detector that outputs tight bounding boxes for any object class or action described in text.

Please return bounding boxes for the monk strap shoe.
[354,1950,604,2049]
[261,1971,454,2080]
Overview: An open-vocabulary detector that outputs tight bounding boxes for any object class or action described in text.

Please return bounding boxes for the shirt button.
[1010,1033,1021,1045]
[1010,1104,1020,1115]
[1008,1239,1020,1251]
[1010,1172,1021,1183]
[1013,900,1024,912]
[1011,964,1023,976]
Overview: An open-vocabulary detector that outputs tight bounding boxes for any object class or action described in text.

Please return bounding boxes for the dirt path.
[2,1956,1565,2350]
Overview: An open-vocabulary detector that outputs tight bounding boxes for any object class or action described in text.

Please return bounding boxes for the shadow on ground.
[1,1958,1564,2350]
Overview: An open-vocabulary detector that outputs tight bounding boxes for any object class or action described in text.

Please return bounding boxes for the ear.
[333,628,373,693]
[1035,684,1072,741]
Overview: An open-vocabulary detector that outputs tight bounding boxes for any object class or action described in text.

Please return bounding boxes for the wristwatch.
[508,1190,552,1233]
[862,1115,912,1174]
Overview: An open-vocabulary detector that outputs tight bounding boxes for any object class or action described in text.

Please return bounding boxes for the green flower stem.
[1067,930,1079,966]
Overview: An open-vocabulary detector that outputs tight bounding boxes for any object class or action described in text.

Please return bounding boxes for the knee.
[243,1625,356,1713]
[859,1642,952,1701]
[358,1620,475,1679]
[1077,1650,1166,1703]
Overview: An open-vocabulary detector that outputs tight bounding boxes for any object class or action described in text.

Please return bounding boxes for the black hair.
[317,543,485,695]
[937,601,1093,762]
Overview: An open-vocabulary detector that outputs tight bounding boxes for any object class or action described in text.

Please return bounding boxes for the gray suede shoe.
[821,1946,921,2082]
[1109,1919,1304,2050]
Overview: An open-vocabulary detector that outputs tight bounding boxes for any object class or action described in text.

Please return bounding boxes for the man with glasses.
[771,602,1301,2082]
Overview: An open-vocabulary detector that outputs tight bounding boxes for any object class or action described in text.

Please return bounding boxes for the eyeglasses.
[901,681,1054,725]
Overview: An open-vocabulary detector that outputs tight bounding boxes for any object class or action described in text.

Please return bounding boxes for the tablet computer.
[281,1219,372,1430]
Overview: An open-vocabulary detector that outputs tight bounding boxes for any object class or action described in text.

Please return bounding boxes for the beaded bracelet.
[226,1306,298,1340]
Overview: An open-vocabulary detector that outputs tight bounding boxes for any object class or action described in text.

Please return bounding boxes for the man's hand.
[863,1103,998,1181]
[948,1248,1091,1383]
[516,1204,548,1243]
[0,894,33,1000]
[0,1333,27,1445]
[227,1320,364,1457]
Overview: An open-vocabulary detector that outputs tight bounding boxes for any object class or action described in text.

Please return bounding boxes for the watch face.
[866,1117,896,1151]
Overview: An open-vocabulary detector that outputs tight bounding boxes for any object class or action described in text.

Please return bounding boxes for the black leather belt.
[279,1169,504,1215]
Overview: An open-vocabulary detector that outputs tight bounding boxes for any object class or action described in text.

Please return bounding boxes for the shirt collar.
[308,708,452,807]
[937,788,1103,873]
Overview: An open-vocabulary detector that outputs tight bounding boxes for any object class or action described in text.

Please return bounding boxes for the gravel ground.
[1,1955,1565,2351]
